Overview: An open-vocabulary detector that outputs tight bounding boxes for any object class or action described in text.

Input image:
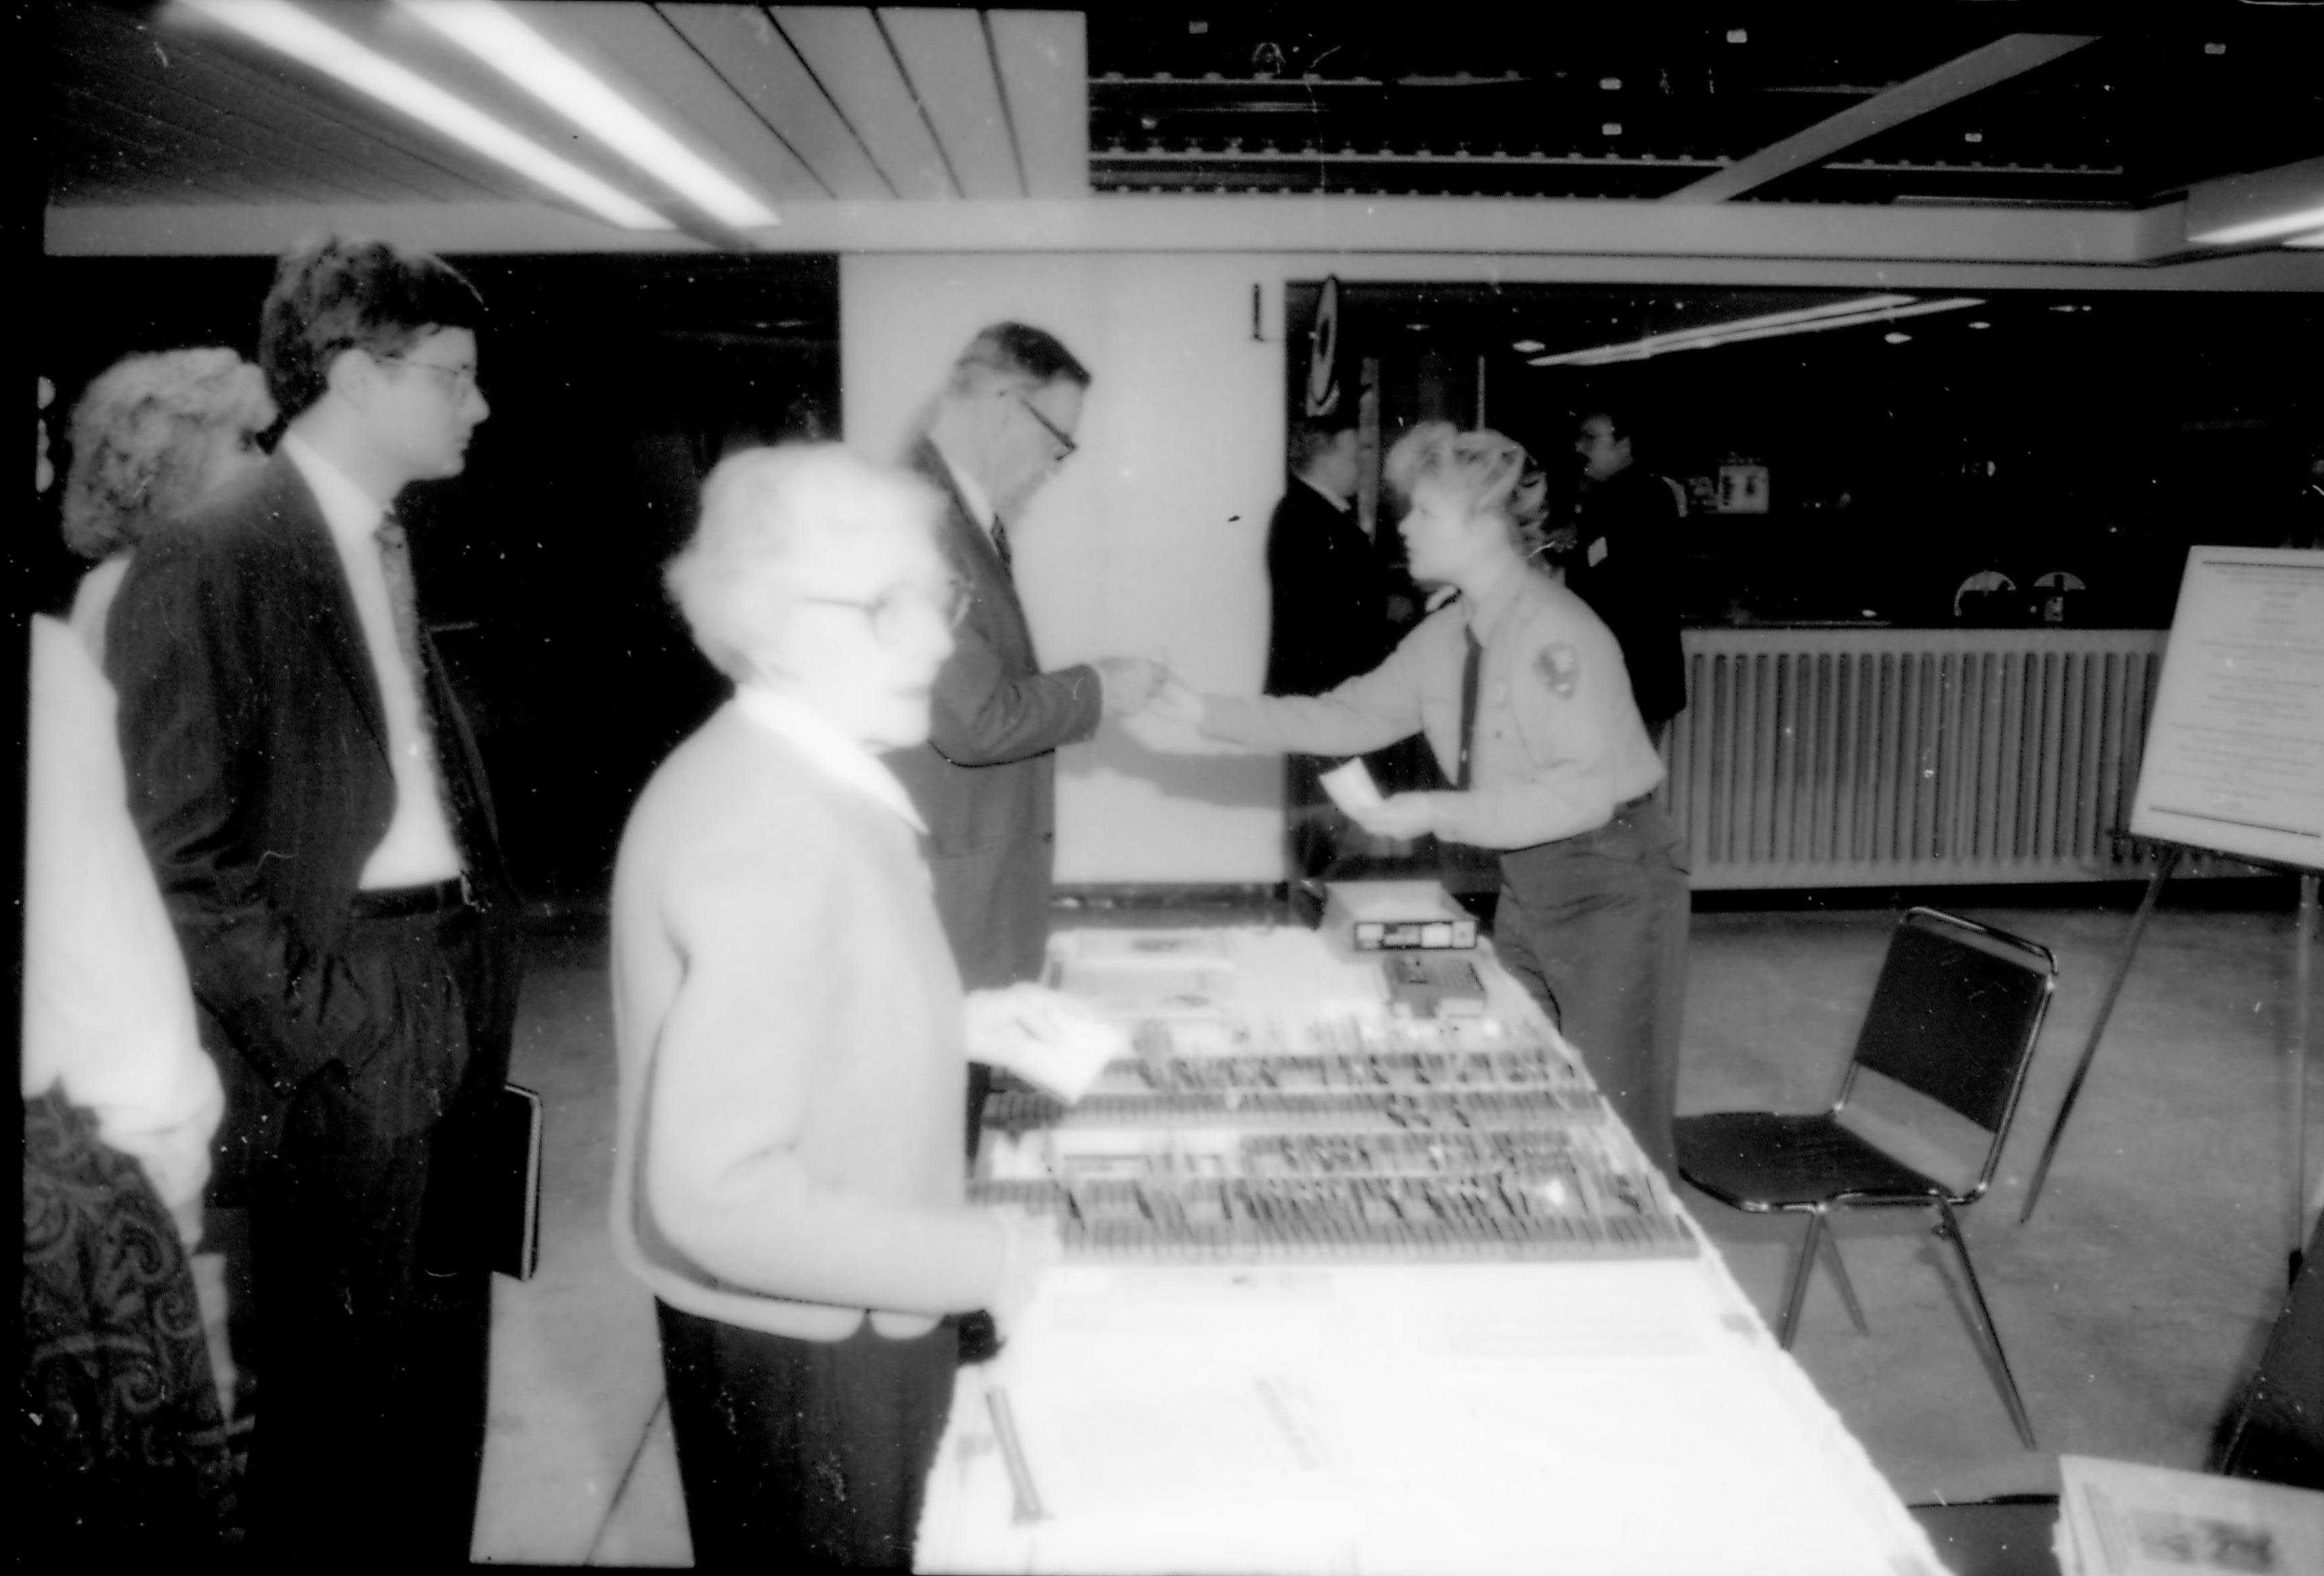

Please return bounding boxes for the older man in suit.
[886,324,1160,1160]
[108,236,521,1561]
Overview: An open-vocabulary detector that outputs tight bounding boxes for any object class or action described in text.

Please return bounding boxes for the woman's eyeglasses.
[800,579,972,643]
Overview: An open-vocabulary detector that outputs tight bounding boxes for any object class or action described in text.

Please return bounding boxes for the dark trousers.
[1491,796,1692,1177]
[658,1303,959,1572]
[236,897,518,1564]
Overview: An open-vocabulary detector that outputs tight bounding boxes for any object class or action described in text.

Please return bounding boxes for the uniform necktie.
[1456,626,1482,791]
[991,517,1012,575]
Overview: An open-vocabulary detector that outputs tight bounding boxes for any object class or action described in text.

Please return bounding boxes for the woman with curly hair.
[22,347,274,1555]
[1157,421,1691,1173]
[62,346,276,652]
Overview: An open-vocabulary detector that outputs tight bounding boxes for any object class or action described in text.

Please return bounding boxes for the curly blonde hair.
[62,349,276,560]
[1382,420,1548,553]
[666,442,947,681]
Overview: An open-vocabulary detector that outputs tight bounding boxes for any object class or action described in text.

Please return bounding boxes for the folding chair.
[1675,907,2057,1449]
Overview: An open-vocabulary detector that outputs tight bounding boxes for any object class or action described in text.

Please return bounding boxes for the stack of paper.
[2055,1455,2323,1575]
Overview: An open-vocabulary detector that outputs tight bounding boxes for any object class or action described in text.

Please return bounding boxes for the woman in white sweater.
[611,443,1058,1570]
[24,347,273,1553]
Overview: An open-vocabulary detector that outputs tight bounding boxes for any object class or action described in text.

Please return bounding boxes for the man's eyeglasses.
[1015,395,1078,465]
[379,353,479,401]
[800,579,972,644]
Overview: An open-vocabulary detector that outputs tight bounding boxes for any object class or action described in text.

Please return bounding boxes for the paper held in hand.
[969,984,1129,1105]
[1318,758,1387,818]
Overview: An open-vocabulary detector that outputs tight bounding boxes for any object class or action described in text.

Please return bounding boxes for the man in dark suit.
[885,323,1160,1157]
[1562,409,1689,747]
[1264,417,1415,881]
[108,236,521,1562]
[1265,418,1398,698]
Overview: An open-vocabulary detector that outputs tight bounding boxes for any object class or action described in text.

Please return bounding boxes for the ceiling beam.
[1663,32,2098,204]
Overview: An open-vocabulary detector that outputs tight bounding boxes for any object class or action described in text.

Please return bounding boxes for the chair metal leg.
[1778,1210,1826,1349]
[1821,1231,1871,1336]
[1933,1203,2037,1449]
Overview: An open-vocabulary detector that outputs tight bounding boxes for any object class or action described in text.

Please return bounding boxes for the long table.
[916,923,1946,1576]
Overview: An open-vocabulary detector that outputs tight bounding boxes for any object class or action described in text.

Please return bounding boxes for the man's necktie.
[377,513,429,687]
[377,515,453,824]
[1456,626,1482,791]
[991,517,1012,575]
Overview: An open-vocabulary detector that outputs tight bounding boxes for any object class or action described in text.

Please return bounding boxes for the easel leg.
[2021,845,2183,1224]
[2291,873,2317,1285]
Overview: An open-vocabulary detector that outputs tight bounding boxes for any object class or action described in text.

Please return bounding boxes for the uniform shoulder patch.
[1533,642,1580,699]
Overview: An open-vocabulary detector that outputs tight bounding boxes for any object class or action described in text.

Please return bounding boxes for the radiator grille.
[1666,630,2178,888]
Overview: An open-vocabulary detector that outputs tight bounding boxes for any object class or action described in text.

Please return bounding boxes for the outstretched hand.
[1094,655,1163,716]
[1348,791,1438,841]
[1148,672,1207,728]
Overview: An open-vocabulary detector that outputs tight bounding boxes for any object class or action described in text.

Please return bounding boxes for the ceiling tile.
[660,3,887,198]
[772,5,952,198]
[511,2,821,209]
[989,9,1087,198]
[881,8,1020,198]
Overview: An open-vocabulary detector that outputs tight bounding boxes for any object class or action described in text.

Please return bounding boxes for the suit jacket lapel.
[910,439,1035,661]
[270,459,392,764]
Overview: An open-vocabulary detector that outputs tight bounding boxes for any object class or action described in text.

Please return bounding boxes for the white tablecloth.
[917,925,1947,1576]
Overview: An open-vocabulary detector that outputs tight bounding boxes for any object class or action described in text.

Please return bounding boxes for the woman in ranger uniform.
[1157,421,1690,1173]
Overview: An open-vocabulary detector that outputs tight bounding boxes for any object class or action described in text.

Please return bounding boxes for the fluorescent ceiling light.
[1662,297,1985,356]
[1530,296,1982,365]
[1526,294,1985,367]
[175,0,670,229]
[2191,203,2324,246]
[2184,155,2324,246]
[397,0,777,229]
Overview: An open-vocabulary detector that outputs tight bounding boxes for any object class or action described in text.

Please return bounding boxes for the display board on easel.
[2126,547,2324,869]
[2023,548,2324,1273]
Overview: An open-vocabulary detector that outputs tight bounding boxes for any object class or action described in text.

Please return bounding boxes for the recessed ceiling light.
[1513,339,1546,353]
[1968,320,1992,329]
[176,0,671,229]
[1884,332,1912,344]
[1726,28,1747,44]
[399,0,777,228]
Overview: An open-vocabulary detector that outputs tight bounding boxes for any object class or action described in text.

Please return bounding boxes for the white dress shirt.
[280,433,465,888]
[928,434,1000,546]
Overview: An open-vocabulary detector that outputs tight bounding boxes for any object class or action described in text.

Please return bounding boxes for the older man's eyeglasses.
[800,579,972,643]
[379,353,479,401]
[1015,395,1078,465]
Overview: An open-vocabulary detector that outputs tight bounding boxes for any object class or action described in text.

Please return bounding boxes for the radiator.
[1666,629,2180,889]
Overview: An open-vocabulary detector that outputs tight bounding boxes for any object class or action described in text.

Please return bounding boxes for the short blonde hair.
[666,442,945,680]
[1383,420,1547,550]
[62,348,276,559]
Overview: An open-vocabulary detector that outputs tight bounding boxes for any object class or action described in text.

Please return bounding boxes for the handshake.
[1090,656,1206,726]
